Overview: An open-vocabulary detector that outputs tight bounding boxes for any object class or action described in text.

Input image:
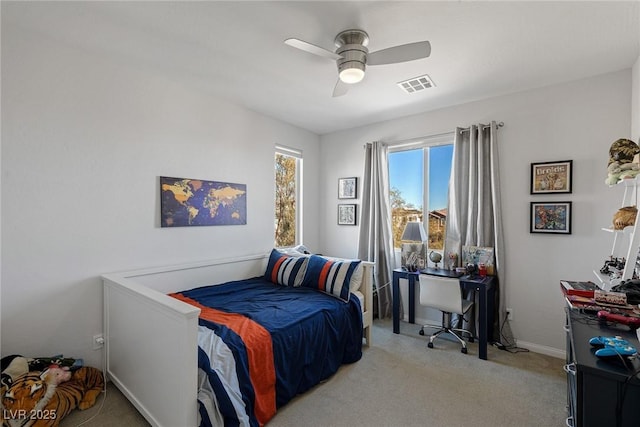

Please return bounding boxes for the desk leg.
[408,274,415,324]
[393,273,400,334]
[478,286,488,360]
[487,285,495,343]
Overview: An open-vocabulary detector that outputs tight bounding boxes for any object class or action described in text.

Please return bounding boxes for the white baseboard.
[410,316,566,359]
[509,340,566,359]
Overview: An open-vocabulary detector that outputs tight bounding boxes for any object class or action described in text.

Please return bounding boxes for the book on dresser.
[560,280,600,298]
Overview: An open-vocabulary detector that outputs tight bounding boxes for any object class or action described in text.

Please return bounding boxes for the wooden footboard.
[102,254,373,427]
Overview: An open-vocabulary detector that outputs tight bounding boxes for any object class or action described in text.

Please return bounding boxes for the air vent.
[397,74,435,94]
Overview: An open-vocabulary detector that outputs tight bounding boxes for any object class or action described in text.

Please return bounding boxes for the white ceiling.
[5,1,640,135]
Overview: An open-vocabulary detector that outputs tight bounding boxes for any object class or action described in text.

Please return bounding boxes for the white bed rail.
[359,261,374,346]
[102,254,269,427]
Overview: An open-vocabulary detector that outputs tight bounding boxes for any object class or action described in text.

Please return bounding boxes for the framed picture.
[160,176,247,227]
[462,246,495,275]
[338,204,357,225]
[530,160,572,194]
[530,201,572,234]
[338,177,357,199]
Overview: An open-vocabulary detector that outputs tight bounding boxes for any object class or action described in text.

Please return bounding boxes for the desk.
[392,268,495,360]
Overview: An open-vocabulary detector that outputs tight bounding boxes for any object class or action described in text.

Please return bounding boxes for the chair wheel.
[419,329,425,336]
[461,347,468,354]
[427,342,434,348]
[469,337,474,343]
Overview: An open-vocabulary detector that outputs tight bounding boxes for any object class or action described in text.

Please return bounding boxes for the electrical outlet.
[506,308,513,321]
[93,334,104,350]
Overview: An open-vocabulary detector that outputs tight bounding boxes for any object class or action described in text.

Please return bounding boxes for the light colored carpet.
[61,319,566,426]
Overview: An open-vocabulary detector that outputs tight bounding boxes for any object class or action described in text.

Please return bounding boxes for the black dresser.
[565,308,640,426]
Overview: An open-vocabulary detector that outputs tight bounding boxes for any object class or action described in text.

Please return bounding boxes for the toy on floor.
[1,355,104,427]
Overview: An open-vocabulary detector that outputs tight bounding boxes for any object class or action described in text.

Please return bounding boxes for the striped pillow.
[301,255,362,302]
[264,249,308,287]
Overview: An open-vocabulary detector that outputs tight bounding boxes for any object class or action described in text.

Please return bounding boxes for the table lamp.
[401,222,427,272]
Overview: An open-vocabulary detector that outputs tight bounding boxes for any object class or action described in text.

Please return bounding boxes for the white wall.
[319,70,632,356]
[632,55,640,141]
[1,23,320,367]
[2,10,635,367]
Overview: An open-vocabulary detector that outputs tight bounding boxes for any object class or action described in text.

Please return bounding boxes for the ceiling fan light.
[339,67,365,84]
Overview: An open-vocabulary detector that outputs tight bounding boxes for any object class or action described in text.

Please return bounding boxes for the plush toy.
[606,160,640,185]
[2,366,104,427]
[42,365,72,384]
[606,138,640,185]
[2,365,71,427]
[613,206,638,230]
[609,138,640,165]
[0,356,29,398]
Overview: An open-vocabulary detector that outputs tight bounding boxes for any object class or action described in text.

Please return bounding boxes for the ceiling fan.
[284,29,431,97]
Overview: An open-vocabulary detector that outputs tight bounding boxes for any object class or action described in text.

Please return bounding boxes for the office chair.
[418,274,474,354]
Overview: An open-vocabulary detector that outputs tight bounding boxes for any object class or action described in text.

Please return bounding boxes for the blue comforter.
[171,277,363,427]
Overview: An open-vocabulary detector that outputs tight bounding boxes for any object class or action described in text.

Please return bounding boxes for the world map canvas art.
[160,176,247,227]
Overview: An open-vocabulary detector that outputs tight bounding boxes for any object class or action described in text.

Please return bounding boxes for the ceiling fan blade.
[332,79,349,97]
[284,38,342,61]
[367,41,431,66]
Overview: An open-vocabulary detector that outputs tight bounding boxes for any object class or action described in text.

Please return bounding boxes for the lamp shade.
[401,222,427,242]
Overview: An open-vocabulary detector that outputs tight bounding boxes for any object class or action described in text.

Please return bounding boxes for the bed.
[102,250,373,427]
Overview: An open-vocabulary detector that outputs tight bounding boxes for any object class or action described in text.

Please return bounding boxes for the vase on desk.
[448,252,458,271]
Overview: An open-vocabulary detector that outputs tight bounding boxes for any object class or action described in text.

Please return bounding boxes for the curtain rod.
[458,121,504,133]
[383,130,455,148]
[363,121,505,149]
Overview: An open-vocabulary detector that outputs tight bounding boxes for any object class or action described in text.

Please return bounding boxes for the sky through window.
[388,145,453,211]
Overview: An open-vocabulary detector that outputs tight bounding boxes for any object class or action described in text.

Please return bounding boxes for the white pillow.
[278,246,310,256]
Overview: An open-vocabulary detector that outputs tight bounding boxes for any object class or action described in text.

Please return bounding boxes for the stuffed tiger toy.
[2,366,104,427]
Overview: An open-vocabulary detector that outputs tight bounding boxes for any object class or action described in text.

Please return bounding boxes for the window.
[274,146,302,247]
[388,137,453,255]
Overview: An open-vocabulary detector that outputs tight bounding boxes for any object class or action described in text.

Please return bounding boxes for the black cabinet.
[565,309,640,426]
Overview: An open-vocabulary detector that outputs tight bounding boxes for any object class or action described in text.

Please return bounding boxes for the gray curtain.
[444,122,513,345]
[358,141,396,319]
